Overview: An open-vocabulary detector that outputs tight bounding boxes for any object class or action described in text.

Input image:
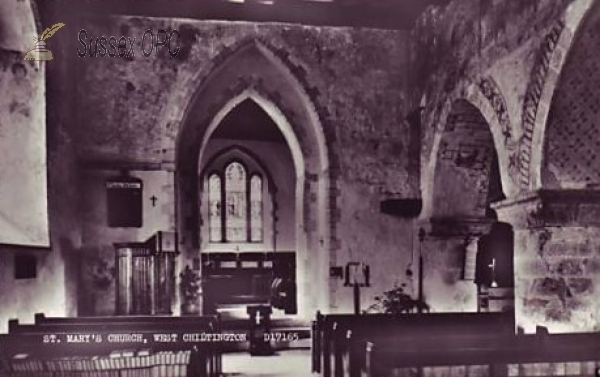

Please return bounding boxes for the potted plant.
[365,283,429,315]
[179,265,201,315]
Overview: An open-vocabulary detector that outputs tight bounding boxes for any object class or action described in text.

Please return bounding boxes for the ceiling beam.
[41,0,445,30]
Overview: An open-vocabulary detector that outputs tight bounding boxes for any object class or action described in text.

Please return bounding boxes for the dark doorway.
[476,222,515,313]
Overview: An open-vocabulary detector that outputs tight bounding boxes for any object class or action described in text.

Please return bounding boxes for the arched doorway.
[423,99,514,313]
[175,41,332,319]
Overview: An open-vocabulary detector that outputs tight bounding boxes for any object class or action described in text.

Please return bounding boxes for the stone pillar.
[419,217,494,313]
[493,190,600,333]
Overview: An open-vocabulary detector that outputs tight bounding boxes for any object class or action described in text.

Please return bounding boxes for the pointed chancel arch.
[175,40,335,317]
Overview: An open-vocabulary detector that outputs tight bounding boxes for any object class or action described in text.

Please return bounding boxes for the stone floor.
[222,349,313,377]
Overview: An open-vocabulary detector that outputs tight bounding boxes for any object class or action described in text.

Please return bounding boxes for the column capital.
[492,189,600,229]
[419,216,495,239]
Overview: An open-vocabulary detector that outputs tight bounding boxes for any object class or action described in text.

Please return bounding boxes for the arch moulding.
[527,0,595,190]
[422,78,518,220]
[172,39,337,317]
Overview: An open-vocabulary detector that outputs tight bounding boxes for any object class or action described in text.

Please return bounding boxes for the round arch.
[528,0,596,189]
[420,90,514,313]
[422,82,517,219]
[174,39,334,317]
[430,99,505,218]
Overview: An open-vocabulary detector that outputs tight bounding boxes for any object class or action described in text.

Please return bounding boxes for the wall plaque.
[106,175,143,228]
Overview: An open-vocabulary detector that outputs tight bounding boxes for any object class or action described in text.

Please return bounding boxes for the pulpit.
[115,231,178,315]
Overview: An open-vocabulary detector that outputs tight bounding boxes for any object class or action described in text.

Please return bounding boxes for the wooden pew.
[34,313,221,323]
[312,314,321,373]
[313,311,515,377]
[313,312,407,377]
[362,329,600,377]
[336,312,515,377]
[1,314,223,377]
[345,331,508,377]
[2,322,218,377]
[34,312,222,375]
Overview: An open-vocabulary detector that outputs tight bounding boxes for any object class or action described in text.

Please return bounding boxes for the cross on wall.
[150,195,158,207]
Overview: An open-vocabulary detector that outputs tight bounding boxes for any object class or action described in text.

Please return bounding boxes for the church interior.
[1,0,600,376]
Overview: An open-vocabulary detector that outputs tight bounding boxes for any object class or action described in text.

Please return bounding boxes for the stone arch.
[526,0,596,189]
[422,80,517,219]
[421,91,515,313]
[174,39,335,317]
[429,98,506,219]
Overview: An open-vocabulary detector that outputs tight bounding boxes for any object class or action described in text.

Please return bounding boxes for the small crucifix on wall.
[150,195,158,207]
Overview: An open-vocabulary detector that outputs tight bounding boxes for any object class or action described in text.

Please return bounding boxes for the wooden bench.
[35,311,223,374]
[0,313,223,377]
[312,311,515,377]
[313,312,405,376]
[362,329,600,377]
[35,313,224,375]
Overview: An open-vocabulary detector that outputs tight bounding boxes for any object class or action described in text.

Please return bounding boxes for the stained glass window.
[225,162,247,242]
[250,175,263,242]
[208,174,222,242]
[207,160,264,243]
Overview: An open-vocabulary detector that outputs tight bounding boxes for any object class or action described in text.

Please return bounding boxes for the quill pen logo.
[24,23,66,61]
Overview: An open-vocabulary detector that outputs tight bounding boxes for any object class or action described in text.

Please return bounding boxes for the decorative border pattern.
[478,76,520,186]
[479,77,515,150]
[519,21,566,191]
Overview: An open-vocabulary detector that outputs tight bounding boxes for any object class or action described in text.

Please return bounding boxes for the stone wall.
[69,16,414,196]
[495,190,600,333]
[60,15,418,315]
[409,0,600,327]
[78,169,175,315]
[0,1,82,331]
[412,0,573,199]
